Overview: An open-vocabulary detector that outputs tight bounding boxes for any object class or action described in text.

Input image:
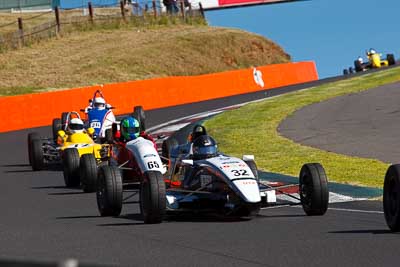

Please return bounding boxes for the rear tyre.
[61,112,69,131]
[140,171,166,224]
[31,139,44,171]
[299,163,329,216]
[343,69,348,75]
[383,164,400,231]
[133,106,146,132]
[63,148,80,187]
[387,54,396,66]
[80,154,98,193]
[52,118,61,141]
[27,132,40,166]
[354,60,363,72]
[96,165,123,217]
[161,138,178,161]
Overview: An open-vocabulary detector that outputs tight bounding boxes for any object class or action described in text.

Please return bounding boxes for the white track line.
[328,207,383,214]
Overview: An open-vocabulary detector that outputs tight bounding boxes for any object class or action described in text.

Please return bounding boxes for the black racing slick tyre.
[31,139,44,171]
[354,60,363,72]
[96,165,123,217]
[61,112,68,131]
[299,163,329,216]
[133,106,146,132]
[104,128,113,144]
[245,160,259,181]
[52,118,62,141]
[63,148,80,187]
[140,171,166,224]
[80,154,98,193]
[387,54,396,66]
[27,132,40,166]
[383,164,400,232]
[161,138,178,161]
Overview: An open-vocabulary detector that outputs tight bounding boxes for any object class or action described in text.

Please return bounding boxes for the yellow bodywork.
[368,53,389,68]
[57,129,106,159]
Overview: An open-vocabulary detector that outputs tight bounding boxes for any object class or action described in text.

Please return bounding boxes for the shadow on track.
[329,229,397,235]
[56,215,100,220]
[31,185,67,189]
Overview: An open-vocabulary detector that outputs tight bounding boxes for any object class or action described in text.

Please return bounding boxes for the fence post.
[180,1,185,19]
[88,2,94,23]
[55,6,61,34]
[199,2,205,19]
[17,17,24,46]
[120,1,126,21]
[152,0,157,18]
[188,3,192,17]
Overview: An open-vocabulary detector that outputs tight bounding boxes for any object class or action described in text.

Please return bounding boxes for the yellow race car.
[28,112,110,191]
[354,49,396,72]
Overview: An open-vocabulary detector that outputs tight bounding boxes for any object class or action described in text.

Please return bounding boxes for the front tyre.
[63,148,80,187]
[31,139,44,171]
[140,171,166,224]
[96,165,123,217]
[383,164,400,232]
[80,154,98,193]
[299,163,329,216]
[245,160,258,181]
[27,132,40,166]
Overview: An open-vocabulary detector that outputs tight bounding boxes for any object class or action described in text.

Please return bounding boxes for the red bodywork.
[110,131,157,183]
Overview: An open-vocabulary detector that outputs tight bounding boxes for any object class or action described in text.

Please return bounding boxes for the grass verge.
[205,67,400,188]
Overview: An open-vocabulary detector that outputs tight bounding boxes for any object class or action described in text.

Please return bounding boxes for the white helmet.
[93,97,106,109]
[68,118,84,133]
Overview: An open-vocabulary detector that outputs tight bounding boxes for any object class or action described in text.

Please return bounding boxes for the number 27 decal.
[231,169,249,176]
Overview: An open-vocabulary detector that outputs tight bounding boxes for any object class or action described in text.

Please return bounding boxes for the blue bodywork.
[87,108,109,136]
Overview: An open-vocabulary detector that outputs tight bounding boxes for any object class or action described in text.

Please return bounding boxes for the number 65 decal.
[147,161,160,169]
[231,169,249,176]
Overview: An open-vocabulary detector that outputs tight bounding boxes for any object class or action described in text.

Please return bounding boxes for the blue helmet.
[120,117,140,141]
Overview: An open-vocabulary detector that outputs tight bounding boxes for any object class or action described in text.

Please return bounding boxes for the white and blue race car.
[160,125,329,220]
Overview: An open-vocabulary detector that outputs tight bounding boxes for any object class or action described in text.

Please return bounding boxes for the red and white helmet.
[68,118,84,133]
[93,97,106,109]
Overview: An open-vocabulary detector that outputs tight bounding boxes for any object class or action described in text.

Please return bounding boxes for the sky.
[205,0,400,79]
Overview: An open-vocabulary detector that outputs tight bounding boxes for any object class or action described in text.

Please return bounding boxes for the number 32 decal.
[231,169,248,176]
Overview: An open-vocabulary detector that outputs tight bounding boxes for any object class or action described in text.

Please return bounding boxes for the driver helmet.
[192,135,218,160]
[368,48,376,55]
[68,118,84,134]
[189,125,207,142]
[120,117,140,141]
[93,97,106,110]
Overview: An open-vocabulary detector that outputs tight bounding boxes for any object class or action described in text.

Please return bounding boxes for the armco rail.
[0,61,317,133]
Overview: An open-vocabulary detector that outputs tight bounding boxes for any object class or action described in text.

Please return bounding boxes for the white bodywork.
[99,111,116,138]
[206,156,261,203]
[126,137,166,174]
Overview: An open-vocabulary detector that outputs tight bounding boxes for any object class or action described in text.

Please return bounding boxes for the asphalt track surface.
[279,81,400,164]
[1,75,399,267]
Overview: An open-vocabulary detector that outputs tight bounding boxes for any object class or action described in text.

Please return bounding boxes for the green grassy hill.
[0,23,290,96]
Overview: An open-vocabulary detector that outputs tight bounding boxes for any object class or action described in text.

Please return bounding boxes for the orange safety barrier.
[0,61,317,133]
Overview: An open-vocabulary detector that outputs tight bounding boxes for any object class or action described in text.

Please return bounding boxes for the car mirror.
[182,159,193,166]
[58,130,66,138]
[87,128,95,135]
[243,155,254,161]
